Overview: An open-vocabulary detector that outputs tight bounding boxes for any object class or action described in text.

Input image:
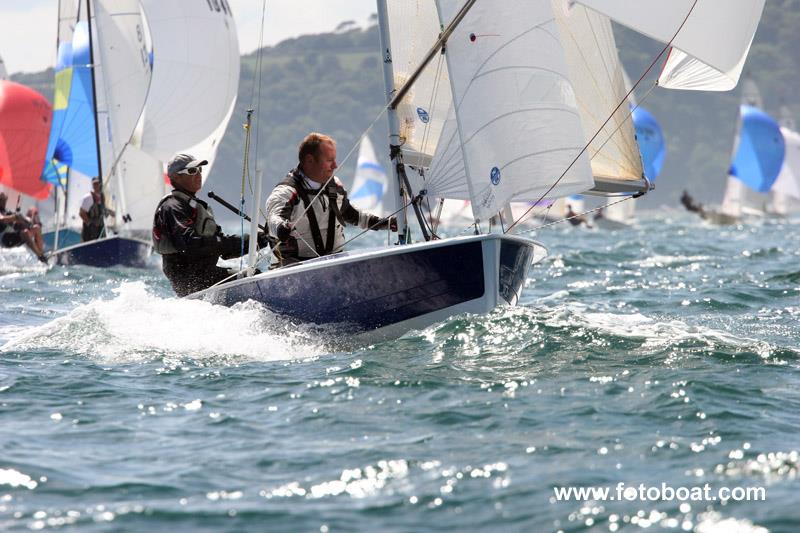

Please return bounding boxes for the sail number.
[136,23,150,72]
[206,0,233,16]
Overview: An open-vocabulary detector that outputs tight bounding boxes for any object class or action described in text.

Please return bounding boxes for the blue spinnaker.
[729,105,785,193]
[632,106,665,182]
[41,21,98,185]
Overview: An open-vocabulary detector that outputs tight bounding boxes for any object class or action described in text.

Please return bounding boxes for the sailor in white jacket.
[265,133,396,267]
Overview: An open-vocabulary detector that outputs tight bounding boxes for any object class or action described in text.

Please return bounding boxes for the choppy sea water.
[0,210,798,532]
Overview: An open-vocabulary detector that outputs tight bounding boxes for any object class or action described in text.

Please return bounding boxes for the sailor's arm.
[265,184,297,242]
[159,199,242,256]
[336,182,396,231]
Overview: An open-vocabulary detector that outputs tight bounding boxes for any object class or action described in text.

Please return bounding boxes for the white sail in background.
[577,0,765,91]
[771,125,800,215]
[720,79,774,218]
[604,197,636,223]
[179,96,238,183]
[350,136,388,216]
[386,0,452,168]
[138,0,240,161]
[434,0,593,221]
[112,145,165,232]
[553,2,643,184]
[93,0,152,169]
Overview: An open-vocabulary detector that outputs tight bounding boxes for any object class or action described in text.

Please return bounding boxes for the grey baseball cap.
[167,153,208,176]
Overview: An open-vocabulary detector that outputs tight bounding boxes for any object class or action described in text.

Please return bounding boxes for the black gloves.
[368,215,398,232]
[275,221,292,243]
[257,231,271,248]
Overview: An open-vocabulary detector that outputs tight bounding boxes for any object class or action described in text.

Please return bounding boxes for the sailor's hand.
[256,231,271,248]
[388,216,398,232]
[276,221,293,243]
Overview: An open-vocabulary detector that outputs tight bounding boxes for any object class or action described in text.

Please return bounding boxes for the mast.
[375,0,411,244]
[85,0,109,237]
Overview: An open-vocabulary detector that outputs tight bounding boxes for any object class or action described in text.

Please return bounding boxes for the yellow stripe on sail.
[53,68,74,111]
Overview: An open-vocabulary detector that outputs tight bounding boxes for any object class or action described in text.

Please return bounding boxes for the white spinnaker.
[576,0,765,91]
[138,1,240,161]
[177,95,237,185]
[553,2,642,183]
[93,0,152,169]
[770,127,800,214]
[387,0,452,167]
[434,0,593,221]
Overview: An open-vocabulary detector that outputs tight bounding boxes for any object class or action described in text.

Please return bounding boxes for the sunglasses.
[176,166,203,176]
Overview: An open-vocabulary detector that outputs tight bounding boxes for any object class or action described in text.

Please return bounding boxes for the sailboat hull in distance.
[188,234,546,343]
[49,236,152,268]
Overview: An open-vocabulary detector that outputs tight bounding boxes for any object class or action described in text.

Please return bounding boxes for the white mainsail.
[576,0,765,91]
[91,0,155,233]
[93,0,152,169]
[433,0,593,221]
[137,1,240,163]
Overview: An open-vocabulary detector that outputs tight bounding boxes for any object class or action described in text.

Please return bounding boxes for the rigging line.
[505,0,700,235]
[516,79,659,227]
[250,0,269,194]
[330,198,414,254]
[517,194,636,235]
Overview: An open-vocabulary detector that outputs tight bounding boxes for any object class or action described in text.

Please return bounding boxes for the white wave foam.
[1,281,325,363]
[536,302,770,352]
[631,254,712,269]
[0,247,47,275]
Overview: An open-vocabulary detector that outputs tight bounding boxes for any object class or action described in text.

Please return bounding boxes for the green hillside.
[12,2,800,219]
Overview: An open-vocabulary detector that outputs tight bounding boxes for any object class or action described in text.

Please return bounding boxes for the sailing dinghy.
[190,0,766,343]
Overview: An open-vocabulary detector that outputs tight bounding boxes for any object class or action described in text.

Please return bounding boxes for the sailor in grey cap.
[152,153,252,296]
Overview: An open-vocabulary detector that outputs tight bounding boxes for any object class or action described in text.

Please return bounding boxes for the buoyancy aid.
[152,189,219,255]
[275,169,348,257]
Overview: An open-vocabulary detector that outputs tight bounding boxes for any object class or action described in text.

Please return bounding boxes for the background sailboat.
[768,106,800,216]
[349,135,388,215]
[700,78,785,224]
[43,0,240,267]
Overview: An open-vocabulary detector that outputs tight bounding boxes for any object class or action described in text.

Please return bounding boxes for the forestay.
[433,0,593,221]
[576,0,765,91]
